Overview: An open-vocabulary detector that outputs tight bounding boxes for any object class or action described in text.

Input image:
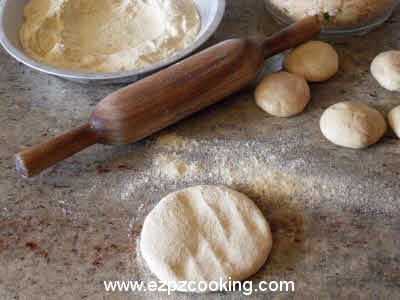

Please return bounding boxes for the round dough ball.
[284,41,339,82]
[320,101,387,149]
[370,50,400,91]
[140,185,272,292]
[388,105,400,138]
[255,71,311,117]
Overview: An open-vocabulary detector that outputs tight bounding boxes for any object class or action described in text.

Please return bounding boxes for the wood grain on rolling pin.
[15,17,320,177]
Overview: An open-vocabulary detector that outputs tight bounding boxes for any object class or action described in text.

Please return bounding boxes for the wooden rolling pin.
[15,17,320,177]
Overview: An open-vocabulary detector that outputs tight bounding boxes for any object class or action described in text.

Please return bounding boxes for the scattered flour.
[206,156,330,210]
[154,153,202,179]
[155,133,200,151]
[150,134,336,210]
[106,132,390,216]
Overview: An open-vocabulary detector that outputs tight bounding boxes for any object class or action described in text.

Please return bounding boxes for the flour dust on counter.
[154,152,203,179]
[102,129,399,220]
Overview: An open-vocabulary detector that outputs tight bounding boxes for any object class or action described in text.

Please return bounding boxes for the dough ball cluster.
[388,106,400,138]
[371,50,400,91]
[320,101,387,149]
[284,41,339,82]
[140,185,272,292]
[255,40,338,118]
[255,72,311,117]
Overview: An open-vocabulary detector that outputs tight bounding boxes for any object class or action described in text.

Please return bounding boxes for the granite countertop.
[1,0,399,299]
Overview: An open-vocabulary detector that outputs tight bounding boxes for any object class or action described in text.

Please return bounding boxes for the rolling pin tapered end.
[15,154,30,178]
[262,16,321,59]
[15,124,98,177]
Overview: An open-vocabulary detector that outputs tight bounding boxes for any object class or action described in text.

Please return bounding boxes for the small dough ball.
[388,106,400,138]
[320,101,387,149]
[284,41,339,82]
[255,71,311,117]
[140,185,272,292]
[370,50,400,91]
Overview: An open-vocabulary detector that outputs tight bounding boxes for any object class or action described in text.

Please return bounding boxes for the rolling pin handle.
[15,123,98,177]
[262,16,321,59]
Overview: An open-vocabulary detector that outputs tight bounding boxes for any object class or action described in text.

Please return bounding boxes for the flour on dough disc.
[140,185,273,291]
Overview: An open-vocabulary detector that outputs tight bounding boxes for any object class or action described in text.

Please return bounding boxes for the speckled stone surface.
[1,1,400,299]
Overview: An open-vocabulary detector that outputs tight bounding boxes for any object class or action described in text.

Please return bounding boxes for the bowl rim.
[0,0,226,81]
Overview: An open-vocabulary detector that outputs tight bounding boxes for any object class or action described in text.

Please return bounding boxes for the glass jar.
[264,0,400,36]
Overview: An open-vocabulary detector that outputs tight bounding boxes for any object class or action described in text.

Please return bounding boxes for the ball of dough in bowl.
[140,185,272,292]
[320,101,387,149]
[370,50,400,91]
[255,71,311,117]
[388,106,400,138]
[284,41,339,82]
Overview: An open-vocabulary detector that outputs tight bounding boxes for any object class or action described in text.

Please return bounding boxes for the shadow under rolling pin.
[15,17,320,177]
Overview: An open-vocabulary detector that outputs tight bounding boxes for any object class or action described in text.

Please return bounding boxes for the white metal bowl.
[0,0,225,84]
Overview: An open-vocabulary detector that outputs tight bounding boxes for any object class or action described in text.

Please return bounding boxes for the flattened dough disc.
[140,185,273,291]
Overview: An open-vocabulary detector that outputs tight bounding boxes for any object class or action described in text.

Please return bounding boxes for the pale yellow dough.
[320,101,387,149]
[284,41,339,82]
[140,185,272,292]
[371,50,400,91]
[255,71,311,117]
[388,106,400,138]
[20,0,201,72]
